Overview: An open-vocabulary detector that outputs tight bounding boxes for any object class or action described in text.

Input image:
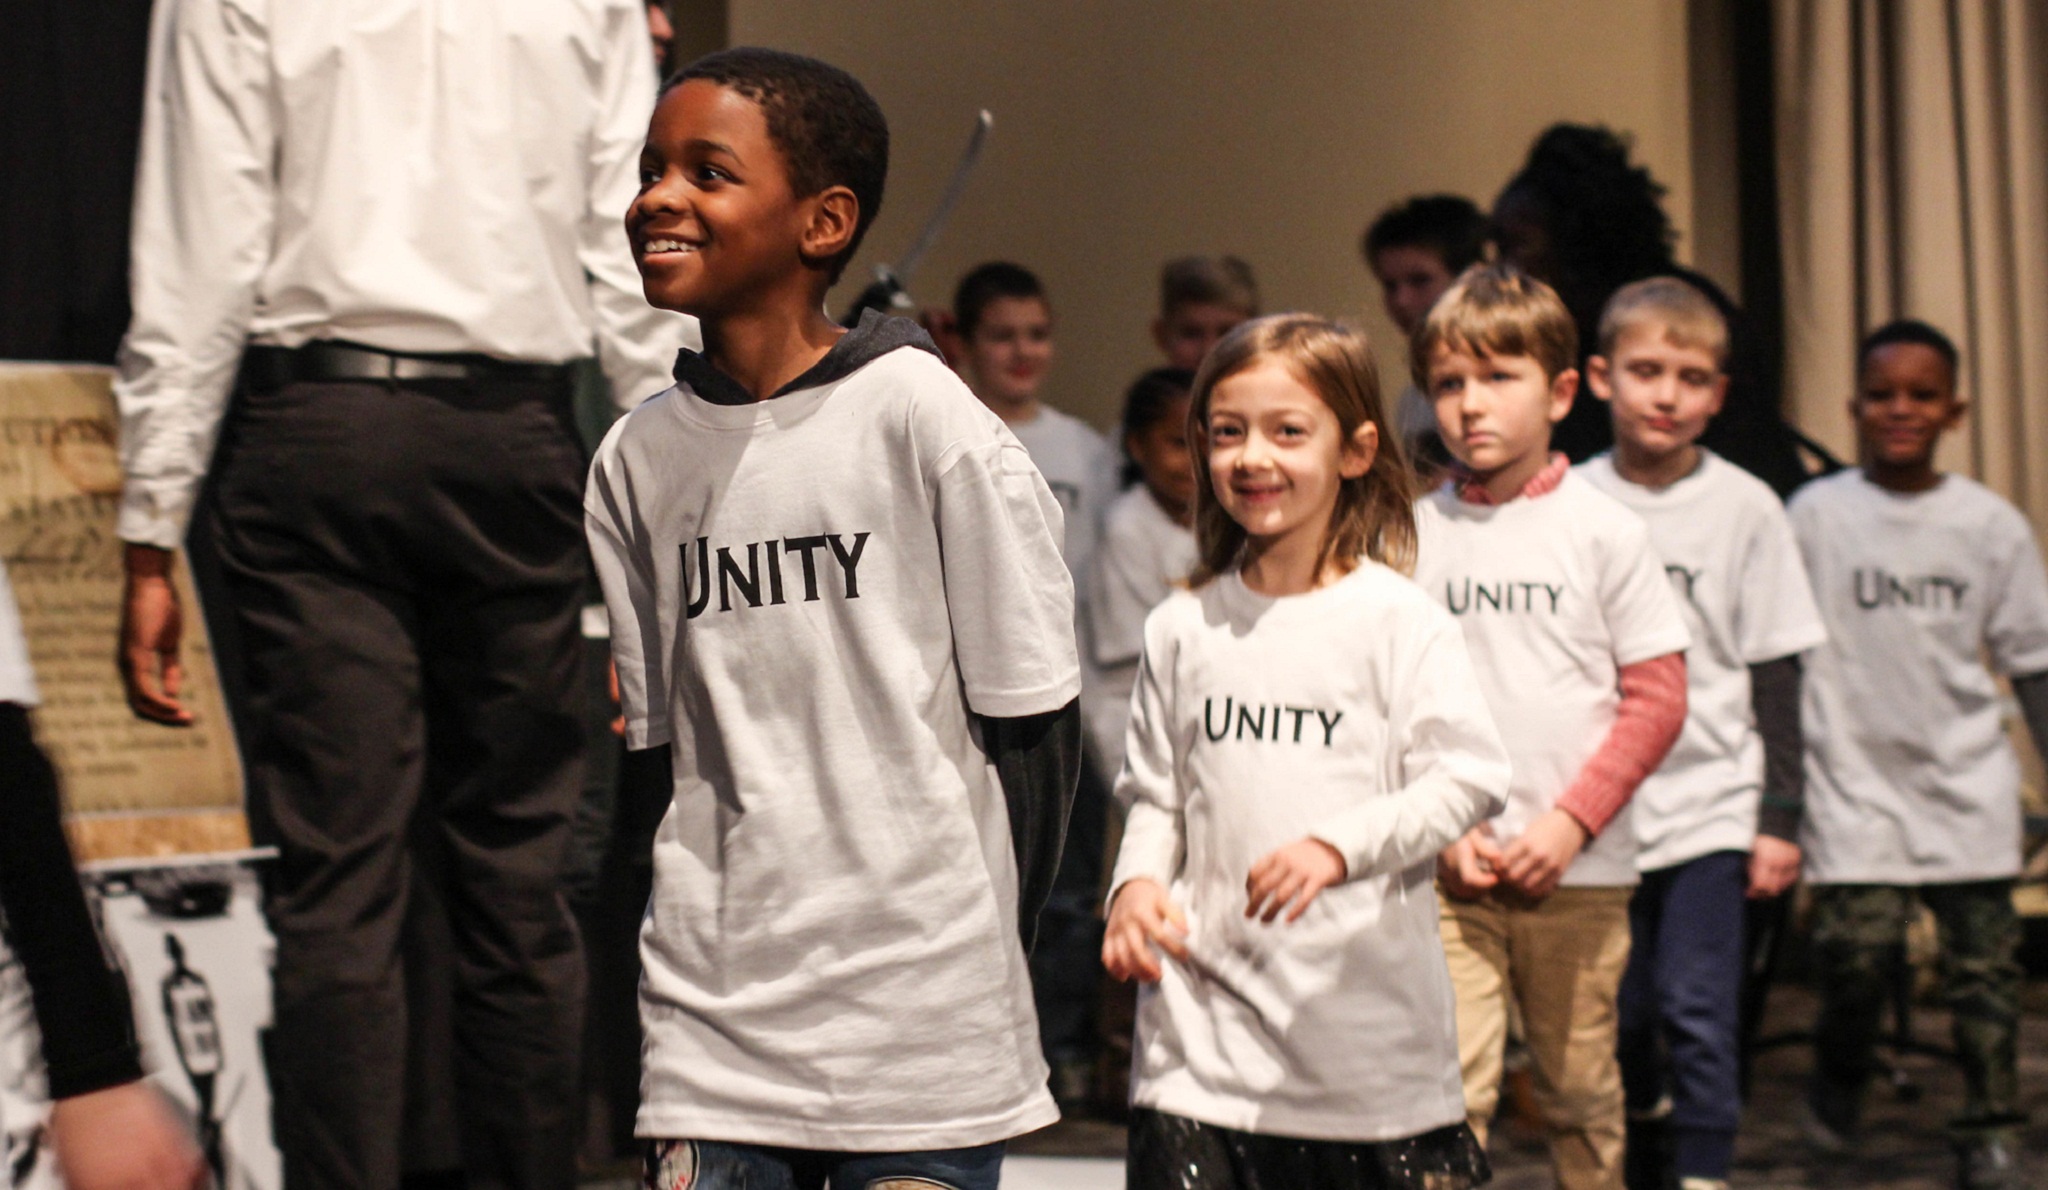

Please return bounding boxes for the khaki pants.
[1439,886,1633,1190]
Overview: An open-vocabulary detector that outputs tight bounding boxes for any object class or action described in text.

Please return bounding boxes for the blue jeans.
[644,1138,1005,1190]
[1616,849,1748,1180]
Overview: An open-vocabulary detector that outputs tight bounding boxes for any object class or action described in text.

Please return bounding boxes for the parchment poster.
[0,364,246,860]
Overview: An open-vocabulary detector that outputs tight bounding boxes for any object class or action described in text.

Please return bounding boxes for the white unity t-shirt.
[1792,470,2048,884]
[1007,404,1118,584]
[1579,451,1827,871]
[586,341,1081,1150]
[1412,472,1692,886]
[1082,485,1197,769]
[1110,563,1509,1141]
[0,562,40,706]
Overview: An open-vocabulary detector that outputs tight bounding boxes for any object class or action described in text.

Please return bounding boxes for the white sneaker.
[1678,1179,1730,1190]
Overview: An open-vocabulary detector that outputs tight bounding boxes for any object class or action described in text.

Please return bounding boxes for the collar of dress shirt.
[1453,451,1570,505]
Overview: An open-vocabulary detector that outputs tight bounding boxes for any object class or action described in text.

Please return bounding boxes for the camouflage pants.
[1809,881,2025,1135]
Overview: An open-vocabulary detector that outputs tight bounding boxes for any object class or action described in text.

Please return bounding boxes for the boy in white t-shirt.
[588,50,1080,1190]
[1577,279,1828,1190]
[1150,255,1259,373]
[950,260,1121,1109]
[1411,265,1691,1190]
[1792,320,2048,1190]
[1360,194,1489,482]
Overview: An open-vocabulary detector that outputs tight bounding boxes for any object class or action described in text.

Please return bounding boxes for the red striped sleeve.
[1556,651,1688,837]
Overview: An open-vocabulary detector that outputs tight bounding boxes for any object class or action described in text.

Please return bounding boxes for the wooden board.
[1,363,246,861]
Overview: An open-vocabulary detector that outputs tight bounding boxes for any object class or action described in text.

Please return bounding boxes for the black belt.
[242,341,573,388]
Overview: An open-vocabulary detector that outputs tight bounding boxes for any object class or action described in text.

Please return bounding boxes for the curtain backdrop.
[1774,0,2048,532]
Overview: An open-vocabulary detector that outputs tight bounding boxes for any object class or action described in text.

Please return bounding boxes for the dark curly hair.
[1494,124,1676,327]
[670,48,889,282]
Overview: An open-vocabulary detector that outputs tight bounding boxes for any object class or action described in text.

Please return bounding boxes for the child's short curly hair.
[670,48,889,282]
[1411,264,1578,388]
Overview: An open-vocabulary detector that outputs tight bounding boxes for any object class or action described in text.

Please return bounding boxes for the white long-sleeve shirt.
[1109,562,1509,1141]
[114,0,697,549]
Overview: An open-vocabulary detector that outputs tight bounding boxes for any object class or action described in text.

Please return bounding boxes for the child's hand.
[49,1082,207,1190]
[1748,835,1802,899]
[1244,838,1348,924]
[1104,878,1190,984]
[1498,809,1589,901]
[1437,827,1503,901]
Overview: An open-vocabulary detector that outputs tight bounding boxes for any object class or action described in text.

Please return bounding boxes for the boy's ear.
[1706,373,1730,419]
[1150,315,1171,356]
[800,185,860,265]
[1547,367,1580,425]
[1340,420,1379,480]
[1584,356,1614,402]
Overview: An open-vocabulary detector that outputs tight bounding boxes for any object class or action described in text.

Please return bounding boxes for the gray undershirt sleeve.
[980,699,1082,955]
[1750,655,1805,843]
[2012,671,2048,772]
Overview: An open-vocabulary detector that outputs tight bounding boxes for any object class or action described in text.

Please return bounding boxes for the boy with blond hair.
[1578,278,1828,1190]
[1412,264,1691,1190]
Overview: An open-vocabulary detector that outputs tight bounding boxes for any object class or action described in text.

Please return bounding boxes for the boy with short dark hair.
[586,48,1082,1190]
[1362,195,1489,473]
[1152,255,1259,372]
[1578,278,1828,1190]
[1411,264,1691,1190]
[1791,319,2048,1190]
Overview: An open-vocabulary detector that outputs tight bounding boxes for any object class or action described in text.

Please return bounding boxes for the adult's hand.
[119,545,193,725]
[48,1082,207,1190]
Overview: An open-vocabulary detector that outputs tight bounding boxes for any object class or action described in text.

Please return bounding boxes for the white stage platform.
[1000,1155,1123,1189]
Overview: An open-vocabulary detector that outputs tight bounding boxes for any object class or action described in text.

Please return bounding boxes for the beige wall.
[731,1,1715,431]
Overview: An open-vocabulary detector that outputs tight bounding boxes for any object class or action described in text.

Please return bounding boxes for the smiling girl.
[1102,315,1509,1189]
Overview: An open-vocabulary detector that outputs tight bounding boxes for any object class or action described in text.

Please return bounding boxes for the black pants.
[207,375,588,1190]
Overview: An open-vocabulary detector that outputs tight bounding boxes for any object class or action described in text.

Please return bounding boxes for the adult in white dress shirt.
[111,3,693,1188]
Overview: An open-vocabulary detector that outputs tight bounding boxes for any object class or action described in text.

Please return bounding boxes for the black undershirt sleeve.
[1749,655,1805,843]
[980,699,1082,955]
[0,704,144,1098]
[2011,672,2048,770]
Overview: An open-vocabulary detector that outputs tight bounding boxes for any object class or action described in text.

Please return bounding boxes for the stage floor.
[1001,1155,1123,1189]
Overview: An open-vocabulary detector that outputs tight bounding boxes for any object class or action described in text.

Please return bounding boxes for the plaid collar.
[1453,451,1569,505]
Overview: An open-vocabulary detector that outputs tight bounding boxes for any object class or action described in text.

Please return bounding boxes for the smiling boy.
[1790,320,2048,1190]
[1410,265,1690,1190]
[585,48,1082,1190]
[1576,278,1827,1190]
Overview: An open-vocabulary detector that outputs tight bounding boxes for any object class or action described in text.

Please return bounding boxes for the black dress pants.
[206,374,588,1190]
